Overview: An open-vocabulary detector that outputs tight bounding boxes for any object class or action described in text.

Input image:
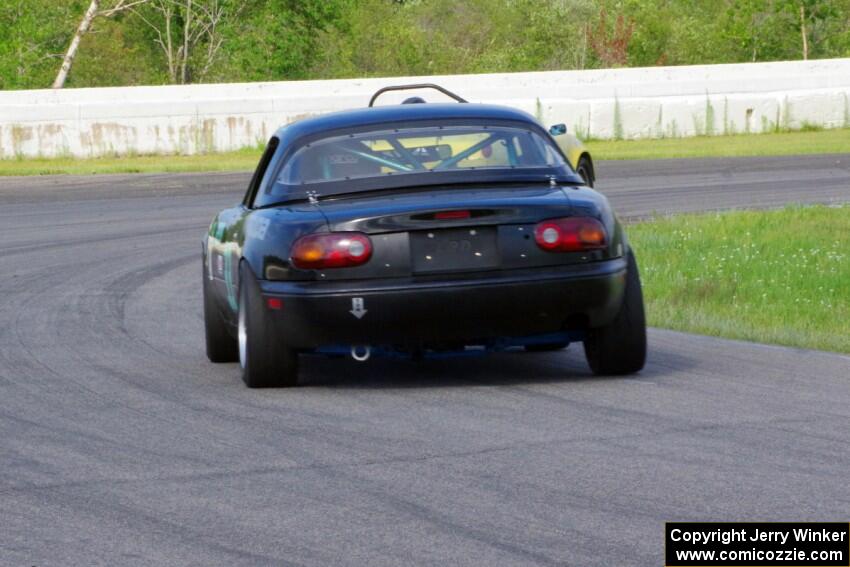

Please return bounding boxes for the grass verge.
[586,127,850,160]
[0,147,262,176]
[1,128,848,176]
[628,205,849,354]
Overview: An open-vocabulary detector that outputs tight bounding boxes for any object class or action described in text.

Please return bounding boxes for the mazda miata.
[203,84,646,387]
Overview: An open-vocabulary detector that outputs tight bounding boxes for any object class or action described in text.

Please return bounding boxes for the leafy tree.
[1,0,849,90]
[586,7,635,67]
[126,0,248,84]
[0,0,82,89]
[68,14,165,87]
[52,0,153,88]
[778,0,845,59]
[311,0,601,78]
[212,0,350,82]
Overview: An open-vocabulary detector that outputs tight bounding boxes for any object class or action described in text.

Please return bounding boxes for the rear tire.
[577,156,594,187]
[239,262,299,388]
[203,260,238,363]
[583,251,646,375]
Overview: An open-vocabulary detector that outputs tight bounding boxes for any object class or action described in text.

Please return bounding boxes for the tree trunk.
[751,13,757,62]
[800,4,809,60]
[181,0,192,84]
[52,0,100,89]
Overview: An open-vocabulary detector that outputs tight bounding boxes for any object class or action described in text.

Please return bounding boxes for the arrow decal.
[350,297,367,319]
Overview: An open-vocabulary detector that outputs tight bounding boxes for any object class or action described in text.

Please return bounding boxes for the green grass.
[0,147,263,176]
[586,127,850,160]
[1,127,849,176]
[628,205,850,354]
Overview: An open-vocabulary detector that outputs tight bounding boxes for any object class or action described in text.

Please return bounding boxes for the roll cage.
[368,83,468,107]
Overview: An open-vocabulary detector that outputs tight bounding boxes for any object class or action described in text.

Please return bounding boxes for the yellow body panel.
[554,133,588,171]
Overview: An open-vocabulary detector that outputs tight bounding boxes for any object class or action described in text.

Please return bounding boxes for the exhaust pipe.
[350,345,371,362]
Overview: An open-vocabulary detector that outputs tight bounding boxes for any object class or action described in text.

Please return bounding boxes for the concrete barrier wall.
[1,59,849,158]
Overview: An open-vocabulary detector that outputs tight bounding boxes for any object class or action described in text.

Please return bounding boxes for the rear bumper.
[259,258,627,348]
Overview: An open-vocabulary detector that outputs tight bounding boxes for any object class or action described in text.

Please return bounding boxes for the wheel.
[524,342,569,352]
[238,262,299,388]
[203,260,238,363]
[576,156,594,187]
[583,251,646,375]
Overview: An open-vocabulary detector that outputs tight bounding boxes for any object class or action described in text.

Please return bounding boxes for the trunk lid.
[303,184,612,280]
[314,184,574,233]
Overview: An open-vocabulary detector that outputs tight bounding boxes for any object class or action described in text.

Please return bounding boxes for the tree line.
[1,0,848,91]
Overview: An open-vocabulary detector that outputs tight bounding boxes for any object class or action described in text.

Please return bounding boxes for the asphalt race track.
[1,154,848,566]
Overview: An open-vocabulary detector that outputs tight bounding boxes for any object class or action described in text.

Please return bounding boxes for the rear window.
[274,125,566,186]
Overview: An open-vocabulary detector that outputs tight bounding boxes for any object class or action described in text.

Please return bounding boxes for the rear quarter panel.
[205,204,328,322]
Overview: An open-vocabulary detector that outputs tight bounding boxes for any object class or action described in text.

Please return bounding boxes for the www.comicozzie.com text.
[670,527,848,546]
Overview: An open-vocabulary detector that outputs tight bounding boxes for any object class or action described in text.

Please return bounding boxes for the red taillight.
[434,210,471,220]
[266,297,283,310]
[290,232,373,269]
[533,217,607,252]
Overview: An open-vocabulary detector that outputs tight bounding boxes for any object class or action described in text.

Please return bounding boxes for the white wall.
[1,59,849,158]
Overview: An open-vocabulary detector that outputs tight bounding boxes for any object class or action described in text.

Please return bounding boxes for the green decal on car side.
[224,250,238,312]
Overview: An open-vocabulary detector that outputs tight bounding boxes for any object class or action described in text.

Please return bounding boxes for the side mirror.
[548,123,567,136]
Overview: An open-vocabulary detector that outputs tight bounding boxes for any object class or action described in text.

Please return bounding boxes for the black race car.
[203,85,646,387]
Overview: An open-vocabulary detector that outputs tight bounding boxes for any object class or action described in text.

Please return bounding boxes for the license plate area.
[410,227,500,274]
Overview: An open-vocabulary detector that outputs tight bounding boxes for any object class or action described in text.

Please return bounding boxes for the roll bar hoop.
[368,83,468,107]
